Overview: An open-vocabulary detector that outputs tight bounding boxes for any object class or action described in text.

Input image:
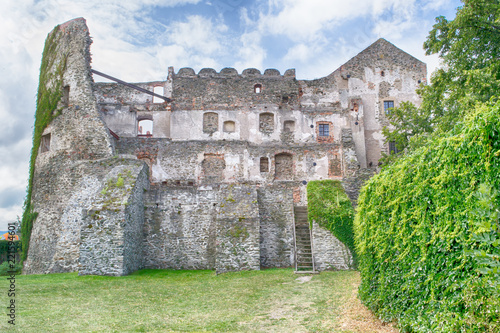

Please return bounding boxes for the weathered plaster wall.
[115,138,346,185]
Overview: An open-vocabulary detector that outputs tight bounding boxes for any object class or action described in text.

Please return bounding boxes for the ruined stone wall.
[26,19,426,276]
[24,18,115,274]
[143,185,218,270]
[79,162,149,276]
[215,184,261,273]
[171,68,297,110]
[299,38,426,167]
[312,221,354,270]
[257,186,295,268]
[94,82,171,138]
[115,138,345,185]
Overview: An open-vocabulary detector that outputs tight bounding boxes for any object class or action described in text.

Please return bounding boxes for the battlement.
[174,67,296,79]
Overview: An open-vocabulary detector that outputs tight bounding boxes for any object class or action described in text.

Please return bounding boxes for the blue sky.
[0,0,462,230]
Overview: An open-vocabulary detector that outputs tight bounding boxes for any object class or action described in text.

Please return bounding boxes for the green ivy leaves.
[355,102,500,331]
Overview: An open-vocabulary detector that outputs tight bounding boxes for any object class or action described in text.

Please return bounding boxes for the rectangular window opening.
[41,133,51,153]
[63,86,70,106]
[153,86,164,104]
[384,101,394,115]
[318,124,329,137]
[389,141,400,155]
[260,157,269,172]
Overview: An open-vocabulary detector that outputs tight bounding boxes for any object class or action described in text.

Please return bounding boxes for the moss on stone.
[21,25,67,262]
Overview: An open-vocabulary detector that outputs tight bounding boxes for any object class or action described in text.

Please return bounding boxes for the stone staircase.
[293,206,317,273]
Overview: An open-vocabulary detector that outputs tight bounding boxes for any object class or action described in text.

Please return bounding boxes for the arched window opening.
[275,153,293,180]
[138,119,153,137]
[259,112,274,134]
[254,84,262,93]
[203,112,219,134]
[223,121,236,133]
[260,157,269,173]
[153,86,164,103]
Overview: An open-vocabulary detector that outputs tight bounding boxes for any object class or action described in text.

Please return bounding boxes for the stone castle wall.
[25,18,425,276]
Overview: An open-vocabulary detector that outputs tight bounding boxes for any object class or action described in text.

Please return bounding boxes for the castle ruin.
[23,18,426,276]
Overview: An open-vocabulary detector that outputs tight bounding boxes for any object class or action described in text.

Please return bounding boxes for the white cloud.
[233,31,266,71]
[283,43,311,63]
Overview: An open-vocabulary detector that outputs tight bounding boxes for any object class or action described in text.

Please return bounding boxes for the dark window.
[41,133,51,153]
[318,124,329,137]
[389,141,400,155]
[260,157,269,172]
[63,86,70,106]
[283,120,295,132]
[384,101,394,115]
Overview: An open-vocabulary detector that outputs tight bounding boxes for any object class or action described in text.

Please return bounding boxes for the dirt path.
[335,273,398,333]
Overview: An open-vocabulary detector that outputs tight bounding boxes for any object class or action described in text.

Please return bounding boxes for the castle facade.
[24,18,425,276]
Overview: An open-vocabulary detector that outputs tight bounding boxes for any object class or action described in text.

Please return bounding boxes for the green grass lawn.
[0,268,359,332]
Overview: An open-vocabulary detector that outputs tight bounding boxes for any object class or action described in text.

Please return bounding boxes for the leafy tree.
[380,101,433,164]
[382,0,500,162]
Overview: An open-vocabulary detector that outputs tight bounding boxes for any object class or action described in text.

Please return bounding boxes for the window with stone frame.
[316,121,334,143]
[41,133,51,153]
[384,100,394,115]
[203,112,219,134]
[260,157,269,172]
[259,113,274,134]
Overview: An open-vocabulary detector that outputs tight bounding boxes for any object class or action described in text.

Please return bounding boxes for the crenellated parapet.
[171,67,298,110]
[174,67,295,79]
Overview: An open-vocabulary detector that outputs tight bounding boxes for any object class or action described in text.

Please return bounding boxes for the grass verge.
[0,268,386,332]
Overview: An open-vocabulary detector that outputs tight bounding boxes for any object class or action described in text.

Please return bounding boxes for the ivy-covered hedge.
[307,180,356,263]
[354,102,500,332]
[21,25,65,262]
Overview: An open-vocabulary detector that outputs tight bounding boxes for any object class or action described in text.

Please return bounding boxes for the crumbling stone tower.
[24,18,426,276]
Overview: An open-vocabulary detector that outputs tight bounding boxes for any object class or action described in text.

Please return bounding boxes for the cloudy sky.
[0,0,462,230]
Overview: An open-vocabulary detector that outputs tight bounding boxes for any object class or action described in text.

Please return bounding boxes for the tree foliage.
[355,102,500,332]
[382,0,500,161]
